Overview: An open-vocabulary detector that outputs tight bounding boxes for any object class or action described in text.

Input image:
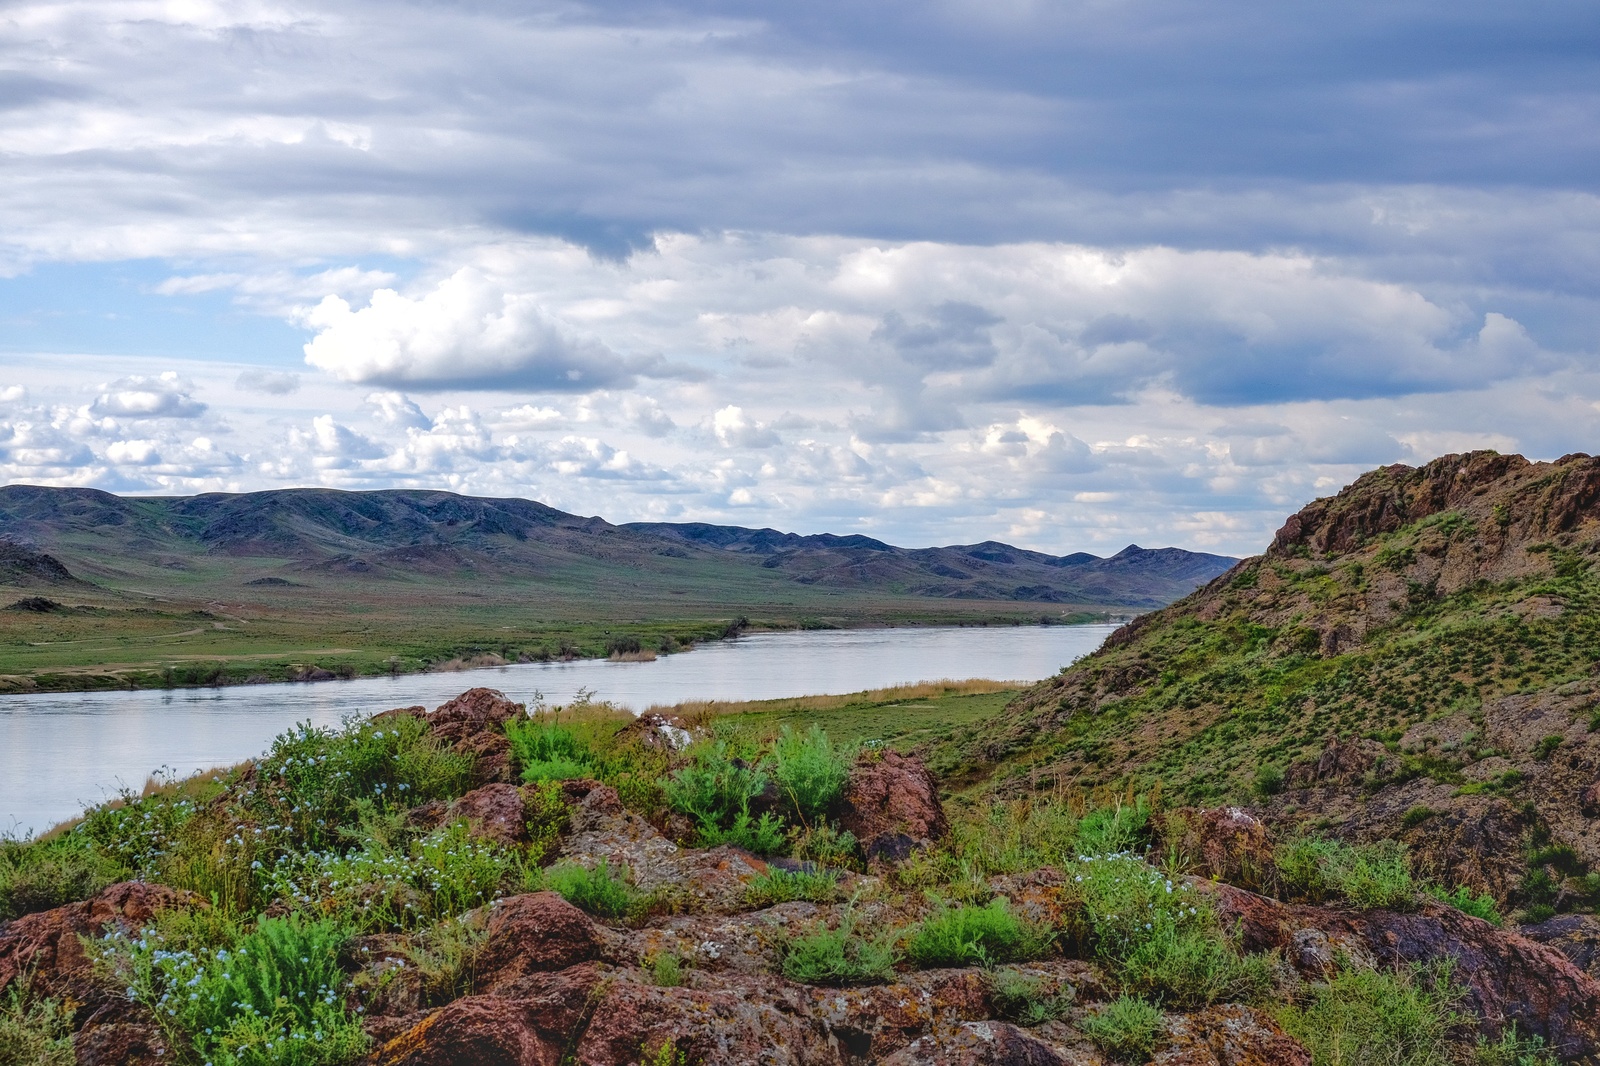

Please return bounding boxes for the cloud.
[712,405,780,448]
[302,269,633,392]
[235,369,301,395]
[89,372,206,419]
[366,391,430,429]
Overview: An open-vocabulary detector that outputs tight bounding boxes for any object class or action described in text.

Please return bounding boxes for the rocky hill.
[0,485,1233,609]
[965,451,1600,926]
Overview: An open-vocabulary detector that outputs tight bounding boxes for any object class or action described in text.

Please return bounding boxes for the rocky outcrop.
[836,750,949,863]
[1284,735,1388,788]
[1154,1005,1310,1066]
[1158,807,1274,890]
[0,881,200,1003]
[427,688,525,786]
[475,892,603,992]
[879,1021,1078,1066]
[1204,882,1600,1057]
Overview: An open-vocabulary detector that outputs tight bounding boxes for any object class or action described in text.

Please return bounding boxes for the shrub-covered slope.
[967,451,1600,912]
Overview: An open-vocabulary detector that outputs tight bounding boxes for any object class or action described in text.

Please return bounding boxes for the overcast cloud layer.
[1,0,1597,556]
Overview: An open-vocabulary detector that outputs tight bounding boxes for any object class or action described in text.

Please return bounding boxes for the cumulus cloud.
[712,405,780,448]
[302,269,632,391]
[89,372,206,419]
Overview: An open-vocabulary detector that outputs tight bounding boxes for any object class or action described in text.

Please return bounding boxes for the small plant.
[1473,1023,1558,1066]
[697,809,789,856]
[989,967,1073,1026]
[403,912,489,1005]
[1533,734,1563,761]
[0,833,125,920]
[771,725,854,822]
[905,898,1048,968]
[0,981,74,1066]
[1075,798,1151,856]
[1082,995,1162,1061]
[545,859,637,919]
[1401,805,1436,829]
[1426,883,1502,925]
[780,907,898,985]
[789,821,862,871]
[639,1038,688,1066]
[523,780,570,863]
[744,867,840,907]
[1254,764,1285,797]
[662,741,773,843]
[507,716,596,782]
[1276,837,1416,909]
[1276,963,1464,1066]
[649,952,685,987]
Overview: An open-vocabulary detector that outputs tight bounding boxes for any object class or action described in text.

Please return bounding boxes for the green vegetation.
[744,866,841,906]
[1276,837,1417,910]
[0,983,74,1066]
[1426,883,1503,925]
[1081,996,1163,1061]
[1276,964,1464,1066]
[771,724,855,822]
[988,967,1074,1026]
[904,899,1048,967]
[779,907,899,985]
[506,717,595,782]
[543,860,638,919]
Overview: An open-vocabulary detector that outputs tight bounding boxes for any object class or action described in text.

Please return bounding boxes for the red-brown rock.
[430,688,524,744]
[836,751,949,862]
[370,964,603,1066]
[1159,807,1275,890]
[878,1021,1075,1065]
[473,893,602,994]
[0,881,200,1003]
[1285,735,1388,788]
[450,783,530,846]
[1204,882,1600,1055]
[1154,1004,1311,1066]
[73,1007,172,1066]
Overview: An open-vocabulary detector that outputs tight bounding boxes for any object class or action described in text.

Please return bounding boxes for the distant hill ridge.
[0,484,1234,608]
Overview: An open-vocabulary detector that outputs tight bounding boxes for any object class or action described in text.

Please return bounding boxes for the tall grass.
[1276,963,1464,1066]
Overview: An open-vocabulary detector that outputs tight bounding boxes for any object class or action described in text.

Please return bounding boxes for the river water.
[0,623,1114,835]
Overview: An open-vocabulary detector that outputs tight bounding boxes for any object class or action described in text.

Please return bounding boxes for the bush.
[664,740,785,850]
[744,867,840,907]
[989,967,1073,1026]
[1082,995,1162,1061]
[98,912,369,1066]
[266,821,523,930]
[1426,883,1502,925]
[0,833,125,920]
[771,725,853,822]
[905,899,1049,968]
[250,717,474,850]
[1473,1024,1558,1066]
[789,821,862,871]
[0,983,74,1066]
[780,908,898,985]
[544,860,637,919]
[697,810,788,856]
[1067,854,1268,1007]
[1276,963,1463,1066]
[1075,798,1151,856]
[1401,805,1436,829]
[506,717,595,783]
[947,797,1082,878]
[649,952,684,987]
[401,913,490,1006]
[1254,764,1286,797]
[1276,837,1416,909]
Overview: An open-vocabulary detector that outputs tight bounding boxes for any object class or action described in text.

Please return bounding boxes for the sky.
[1,0,1597,557]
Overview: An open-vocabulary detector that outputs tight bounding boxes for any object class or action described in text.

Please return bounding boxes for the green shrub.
[780,908,898,985]
[1067,854,1267,1006]
[649,952,684,987]
[250,717,473,850]
[771,725,853,822]
[97,912,369,1066]
[663,741,770,832]
[266,821,522,930]
[697,810,788,855]
[905,899,1048,968]
[744,867,840,907]
[401,913,489,1006]
[544,859,637,919]
[1426,883,1502,925]
[522,780,570,864]
[1254,764,1286,797]
[1276,837,1416,909]
[0,833,125,920]
[1532,734,1563,761]
[1082,995,1163,1061]
[1075,798,1151,856]
[1276,963,1463,1066]
[76,789,199,877]
[507,717,595,782]
[989,967,1073,1026]
[0,983,74,1066]
[1401,806,1436,829]
[789,821,862,871]
[947,797,1082,878]
[1472,1024,1558,1066]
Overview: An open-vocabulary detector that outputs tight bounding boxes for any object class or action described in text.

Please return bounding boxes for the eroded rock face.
[0,881,200,1003]
[1154,1005,1310,1066]
[879,1021,1078,1066]
[474,892,602,993]
[1204,882,1600,1057]
[836,751,949,862]
[73,1007,172,1066]
[1520,914,1600,980]
[449,783,532,846]
[1284,735,1388,788]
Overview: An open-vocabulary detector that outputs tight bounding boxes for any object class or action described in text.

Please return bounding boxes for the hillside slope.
[964,451,1600,911]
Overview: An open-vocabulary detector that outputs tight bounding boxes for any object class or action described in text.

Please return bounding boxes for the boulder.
[1159,807,1274,890]
[72,1007,172,1066]
[427,688,525,786]
[836,751,949,863]
[1154,1004,1311,1066]
[1204,882,1600,1056]
[449,783,531,846]
[878,1021,1078,1066]
[1520,914,1600,979]
[474,893,603,994]
[0,881,200,1002]
[1285,735,1388,788]
[370,964,604,1066]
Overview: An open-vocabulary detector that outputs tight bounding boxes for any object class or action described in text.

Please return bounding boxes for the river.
[0,623,1114,835]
